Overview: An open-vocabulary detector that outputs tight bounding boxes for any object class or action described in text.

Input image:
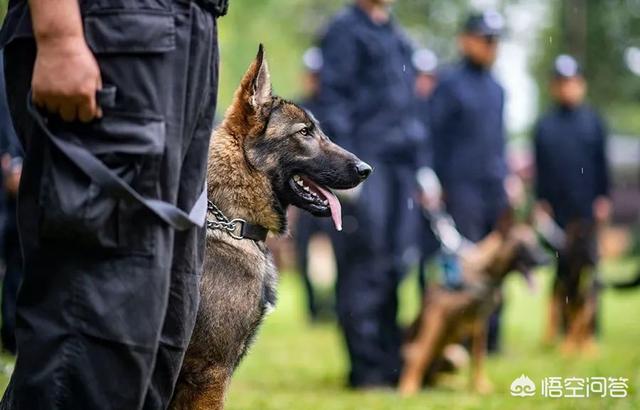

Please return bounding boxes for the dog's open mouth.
[289,174,343,231]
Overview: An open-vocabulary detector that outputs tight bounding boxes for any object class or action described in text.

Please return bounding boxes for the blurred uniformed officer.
[429,11,509,352]
[534,55,611,228]
[294,47,335,322]
[412,48,441,292]
[0,0,227,408]
[318,0,424,388]
[534,55,611,339]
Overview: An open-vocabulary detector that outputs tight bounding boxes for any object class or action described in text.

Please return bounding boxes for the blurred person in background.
[412,48,442,293]
[293,47,335,322]
[0,50,22,356]
[534,55,610,334]
[317,0,425,388]
[534,55,610,229]
[429,11,509,353]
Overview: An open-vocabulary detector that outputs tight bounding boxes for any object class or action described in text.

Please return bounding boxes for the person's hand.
[1,154,21,195]
[504,174,526,208]
[32,35,102,122]
[593,196,612,224]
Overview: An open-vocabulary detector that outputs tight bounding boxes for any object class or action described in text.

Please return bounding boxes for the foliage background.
[1,0,639,135]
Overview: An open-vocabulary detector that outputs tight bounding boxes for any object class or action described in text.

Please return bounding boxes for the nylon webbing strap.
[27,89,207,231]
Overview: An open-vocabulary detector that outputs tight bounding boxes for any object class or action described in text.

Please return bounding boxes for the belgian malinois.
[399,212,547,395]
[169,46,371,410]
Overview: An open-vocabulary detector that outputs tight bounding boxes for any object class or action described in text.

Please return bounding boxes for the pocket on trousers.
[83,9,176,55]
[39,113,166,252]
[76,253,167,349]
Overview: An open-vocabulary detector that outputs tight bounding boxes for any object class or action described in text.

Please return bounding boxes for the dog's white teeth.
[293,175,301,182]
[303,186,310,192]
[323,200,329,205]
[296,180,304,187]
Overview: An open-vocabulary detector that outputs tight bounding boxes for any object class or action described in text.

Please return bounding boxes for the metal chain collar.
[207,201,247,240]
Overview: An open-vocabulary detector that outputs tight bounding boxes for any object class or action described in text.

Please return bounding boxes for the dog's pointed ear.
[224,44,273,138]
[251,44,272,109]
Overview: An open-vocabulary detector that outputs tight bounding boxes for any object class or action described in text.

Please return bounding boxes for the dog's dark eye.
[298,127,310,136]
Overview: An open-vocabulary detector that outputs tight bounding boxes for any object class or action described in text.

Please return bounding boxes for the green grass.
[226,260,640,410]
[0,261,638,409]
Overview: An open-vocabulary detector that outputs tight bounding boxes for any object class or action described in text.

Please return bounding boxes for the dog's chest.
[260,252,278,314]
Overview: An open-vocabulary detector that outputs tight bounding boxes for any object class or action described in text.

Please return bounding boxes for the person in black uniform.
[412,48,441,293]
[534,55,611,229]
[0,0,227,408]
[293,47,335,322]
[429,11,509,352]
[317,0,425,388]
[534,55,611,340]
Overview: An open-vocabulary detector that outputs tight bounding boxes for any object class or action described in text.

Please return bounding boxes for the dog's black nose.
[355,161,373,180]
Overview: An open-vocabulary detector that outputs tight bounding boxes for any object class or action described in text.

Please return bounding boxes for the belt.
[27,87,208,231]
[194,0,229,17]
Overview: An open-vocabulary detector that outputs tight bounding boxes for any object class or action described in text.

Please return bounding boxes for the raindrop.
[402,64,406,72]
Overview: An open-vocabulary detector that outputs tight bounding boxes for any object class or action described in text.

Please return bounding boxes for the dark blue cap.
[463,10,505,37]
[553,54,582,78]
[412,48,438,74]
[302,47,323,73]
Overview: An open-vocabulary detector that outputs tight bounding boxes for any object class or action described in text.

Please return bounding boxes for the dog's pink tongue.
[314,185,343,231]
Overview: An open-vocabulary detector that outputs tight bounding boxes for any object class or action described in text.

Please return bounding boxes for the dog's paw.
[560,339,578,356]
[472,377,494,395]
[581,339,600,358]
[398,377,421,396]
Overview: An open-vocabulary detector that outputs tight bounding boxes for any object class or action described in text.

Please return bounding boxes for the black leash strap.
[27,88,207,231]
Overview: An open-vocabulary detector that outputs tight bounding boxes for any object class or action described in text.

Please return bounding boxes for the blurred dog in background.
[399,211,547,395]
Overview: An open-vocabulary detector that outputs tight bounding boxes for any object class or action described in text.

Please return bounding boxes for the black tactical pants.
[1,1,218,408]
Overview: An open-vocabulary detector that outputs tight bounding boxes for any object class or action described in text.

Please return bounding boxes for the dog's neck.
[207,129,285,235]
[461,232,514,283]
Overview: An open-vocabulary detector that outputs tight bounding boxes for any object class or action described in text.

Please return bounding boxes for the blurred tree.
[216,0,474,114]
[535,0,640,134]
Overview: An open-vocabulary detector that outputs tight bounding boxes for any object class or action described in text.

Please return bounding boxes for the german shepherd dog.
[541,218,640,354]
[169,46,371,410]
[399,212,547,395]
[542,219,600,354]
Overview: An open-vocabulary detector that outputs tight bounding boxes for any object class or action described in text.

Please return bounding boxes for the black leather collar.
[206,201,269,242]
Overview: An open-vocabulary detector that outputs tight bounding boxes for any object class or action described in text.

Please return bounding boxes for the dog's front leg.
[170,367,230,410]
[543,290,561,346]
[576,297,599,356]
[470,319,492,394]
[399,310,445,396]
